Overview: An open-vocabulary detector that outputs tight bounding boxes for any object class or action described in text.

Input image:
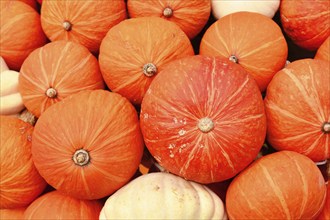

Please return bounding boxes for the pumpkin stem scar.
[322,122,330,133]
[73,149,90,166]
[229,55,239,64]
[198,117,214,133]
[63,20,72,31]
[46,88,57,98]
[143,63,157,77]
[163,7,173,18]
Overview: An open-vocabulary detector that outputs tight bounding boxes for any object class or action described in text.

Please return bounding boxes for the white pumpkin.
[100,172,227,220]
[211,0,280,19]
[0,57,9,73]
[0,70,25,115]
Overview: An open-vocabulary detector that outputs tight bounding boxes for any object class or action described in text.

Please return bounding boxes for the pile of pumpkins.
[0,0,329,219]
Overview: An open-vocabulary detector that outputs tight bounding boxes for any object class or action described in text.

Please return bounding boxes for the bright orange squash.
[0,116,47,209]
[32,90,144,200]
[140,55,266,183]
[264,59,330,162]
[0,1,47,71]
[0,207,26,220]
[19,40,105,118]
[315,37,330,62]
[24,191,103,220]
[99,17,194,105]
[127,0,211,39]
[317,183,330,220]
[199,11,288,92]
[226,151,327,219]
[40,0,127,54]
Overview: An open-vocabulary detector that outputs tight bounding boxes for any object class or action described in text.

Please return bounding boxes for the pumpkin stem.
[229,55,239,64]
[322,122,330,133]
[163,7,173,18]
[73,149,90,166]
[198,117,214,133]
[143,63,157,77]
[63,20,72,31]
[46,88,57,98]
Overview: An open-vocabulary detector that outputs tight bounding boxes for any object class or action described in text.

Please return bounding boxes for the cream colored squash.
[0,70,25,115]
[211,0,280,19]
[0,57,9,73]
[100,172,227,220]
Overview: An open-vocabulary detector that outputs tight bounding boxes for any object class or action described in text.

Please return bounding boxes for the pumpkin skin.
[24,191,103,220]
[315,37,330,62]
[317,183,330,220]
[211,0,280,19]
[264,59,330,162]
[32,90,144,200]
[140,55,266,183]
[40,0,126,54]
[0,207,26,220]
[0,116,47,209]
[99,17,194,105]
[0,1,47,71]
[226,150,327,219]
[19,40,105,118]
[0,56,9,73]
[280,0,330,51]
[199,11,288,92]
[127,0,211,39]
[100,172,227,220]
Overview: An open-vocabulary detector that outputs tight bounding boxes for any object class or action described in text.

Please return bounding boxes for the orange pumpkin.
[280,0,330,51]
[127,0,211,39]
[19,40,105,118]
[99,17,194,105]
[0,207,26,220]
[32,90,144,200]
[140,55,266,183]
[317,183,330,220]
[24,191,102,220]
[264,59,330,162]
[199,11,288,92]
[40,0,127,54]
[226,150,327,219]
[0,1,47,71]
[0,116,47,209]
[315,37,330,62]
[3,0,38,10]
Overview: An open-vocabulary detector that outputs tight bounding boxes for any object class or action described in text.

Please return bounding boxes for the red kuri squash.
[315,36,330,62]
[264,59,330,162]
[127,0,211,39]
[19,40,105,118]
[140,55,266,183]
[199,11,288,92]
[99,17,194,105]
[24,191,103,220]
[0,1,47,71]
[317,183,330,220]
[0,207,26,220]
[32,90,144,200]
[0,116,47,209]
[280,0,330,51]
[226,150,327,219]
[40,0,127,54]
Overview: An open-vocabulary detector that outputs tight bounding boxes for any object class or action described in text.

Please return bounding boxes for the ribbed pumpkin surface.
[315,37,330,62]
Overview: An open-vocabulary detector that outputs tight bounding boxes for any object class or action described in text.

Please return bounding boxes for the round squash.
[0,70,25,115]
[211,0,280,19]
[24,190,103,220]
[0,207,26,220]
[317,183,330,220]
[127,0,211,39]
[199,11,288,92]
[140,55,266,183]
[280,0,330,51]
[19,40,105,118]
[32,90,144,200]
[315,37,330,62]
[99,17,194,105]
[226,150,327,219]
[0,56,9,73]
[100,172,227,219]
[0,116,47,209]
[0,1,47,71]
[264,59,330,162]
[40,0,126,54]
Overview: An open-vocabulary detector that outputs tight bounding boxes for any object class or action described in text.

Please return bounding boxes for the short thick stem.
[198,117,214,133]
[229,55,239,64]
[143,63,157,77]
[73,149,90,166]
[46,88,57,98]
[63,21,72,31]
[163,7,173,18]
[322,122,330,134]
